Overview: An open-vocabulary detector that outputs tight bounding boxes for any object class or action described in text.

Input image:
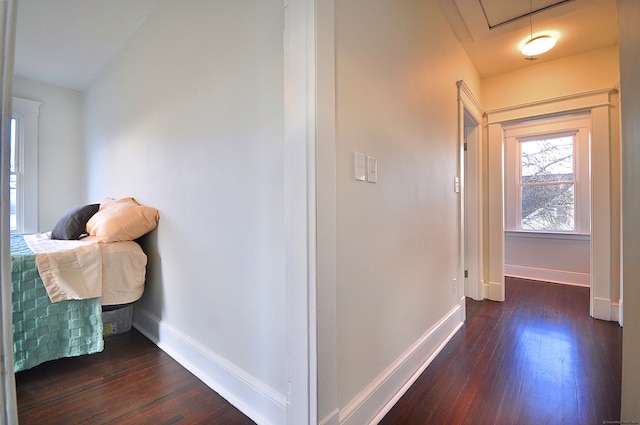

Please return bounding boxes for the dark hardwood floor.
[17,277,622,425]
[16,327,255,425]
[380,277,622,425]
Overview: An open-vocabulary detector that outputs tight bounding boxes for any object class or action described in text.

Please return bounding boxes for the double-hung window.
[9,118,18,231]
[505,114,590,234]
[9,97,41,234]
[519,134,575,231]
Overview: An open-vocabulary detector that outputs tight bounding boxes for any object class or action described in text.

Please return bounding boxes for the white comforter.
[23,232,147,305]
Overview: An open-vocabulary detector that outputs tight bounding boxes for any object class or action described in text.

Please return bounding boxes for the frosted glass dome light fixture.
[521,35,556,57]
[521,0,557,60]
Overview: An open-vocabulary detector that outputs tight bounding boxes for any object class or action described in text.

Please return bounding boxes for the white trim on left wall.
[133,309,286,425]
[457,80,484,302]
[1,2,20,423]
[283,0,318,423]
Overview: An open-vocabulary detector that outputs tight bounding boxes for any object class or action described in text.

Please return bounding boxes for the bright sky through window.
[10,118,17,231]
[520,136,575,231]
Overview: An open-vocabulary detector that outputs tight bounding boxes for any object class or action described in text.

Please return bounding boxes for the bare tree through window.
[520,136,574,231]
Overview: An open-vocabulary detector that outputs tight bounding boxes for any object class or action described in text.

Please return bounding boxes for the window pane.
[10,118,16,172]
[520,136,575,231]
[10,173,17,231]
[521,183,574,231]
[521,137,573,184]
[9,118,17,230]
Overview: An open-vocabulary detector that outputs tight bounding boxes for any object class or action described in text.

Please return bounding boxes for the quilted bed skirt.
[10,234,104,372]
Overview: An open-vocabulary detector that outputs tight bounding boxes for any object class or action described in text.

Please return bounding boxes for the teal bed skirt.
[10,234,104,372]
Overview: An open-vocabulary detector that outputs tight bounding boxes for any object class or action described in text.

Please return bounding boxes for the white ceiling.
[13,0,619,91]
[436,0,619,77]
[14,0,158,91]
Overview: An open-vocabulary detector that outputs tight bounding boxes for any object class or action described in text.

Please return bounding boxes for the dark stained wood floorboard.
[16,327,255,425]
[379,277,622,425]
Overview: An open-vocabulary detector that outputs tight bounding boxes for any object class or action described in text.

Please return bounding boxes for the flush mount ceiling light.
[522,35,556,56]
[521,0,557,60]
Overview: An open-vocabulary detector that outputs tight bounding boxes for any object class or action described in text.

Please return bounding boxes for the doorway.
[463,110,482,301]
[502,114,591,289]
[484,90,619,321]
[457,81,483,303]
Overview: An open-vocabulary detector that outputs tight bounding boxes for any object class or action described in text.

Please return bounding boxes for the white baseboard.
[611,301,620,323]
[618,300,623,326]
[319,408,340,425]
[505,264,590,287]
[482,281,489,299]
[132,307,285,425]
[339,304,464,425]
[592,296,622,323]
[488,280,504,301]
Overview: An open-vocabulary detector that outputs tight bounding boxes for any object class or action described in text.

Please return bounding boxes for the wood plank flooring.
[16,327,255,425]
[16,277,622,425]
[379,277,622,425]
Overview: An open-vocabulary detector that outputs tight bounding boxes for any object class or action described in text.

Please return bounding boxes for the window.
[504,114,590,234]
[9,118,17,230]
[519,135,575,231]
[10,97,41,234]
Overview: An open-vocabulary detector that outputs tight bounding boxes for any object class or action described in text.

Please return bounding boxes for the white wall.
[12,76,85,231]
[505,233,590,286]
[618,0,640,419]
[83,2,287,423]
[331,0,480,422]
[483,46,619,111]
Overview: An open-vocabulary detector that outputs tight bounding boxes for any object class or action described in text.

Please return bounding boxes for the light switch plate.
[354,152,366,181]
[367,156,377,183]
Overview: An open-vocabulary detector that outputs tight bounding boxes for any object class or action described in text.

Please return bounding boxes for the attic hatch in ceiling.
[452,0,577,42]
[480,0,573,29]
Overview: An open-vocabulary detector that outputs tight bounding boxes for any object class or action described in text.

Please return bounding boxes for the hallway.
[380,277,622,424]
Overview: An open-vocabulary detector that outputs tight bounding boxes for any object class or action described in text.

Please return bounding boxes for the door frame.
[457,81,484,302]
[0,0,19,424]
[283,0,323,423]
[485,89,618,321]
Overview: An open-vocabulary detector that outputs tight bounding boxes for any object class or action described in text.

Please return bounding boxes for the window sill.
[505,230,590,241]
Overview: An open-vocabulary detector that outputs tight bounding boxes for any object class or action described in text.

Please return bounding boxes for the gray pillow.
[51,204,100,240]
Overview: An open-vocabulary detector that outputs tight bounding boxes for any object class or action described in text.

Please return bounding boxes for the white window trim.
[11,97,41,234]
[504,113,591,235]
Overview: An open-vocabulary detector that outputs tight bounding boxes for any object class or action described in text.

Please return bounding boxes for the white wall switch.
[454,176,460,193]
[354,152,366,181]
[367,156,378,183]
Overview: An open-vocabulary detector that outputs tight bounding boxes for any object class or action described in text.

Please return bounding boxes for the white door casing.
[485,89,617,321]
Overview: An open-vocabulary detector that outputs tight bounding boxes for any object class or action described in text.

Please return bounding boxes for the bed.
[10,197,158,372]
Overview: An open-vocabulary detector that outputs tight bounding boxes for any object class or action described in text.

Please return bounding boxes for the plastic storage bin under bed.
[101,304,133,336]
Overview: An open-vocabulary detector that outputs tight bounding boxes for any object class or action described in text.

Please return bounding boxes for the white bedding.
[23,232,147,305]
[98,237,147,305]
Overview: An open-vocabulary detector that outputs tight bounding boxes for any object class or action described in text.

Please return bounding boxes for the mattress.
[11,234,103,372]
[97,237,147,305]
[24,232,147,306]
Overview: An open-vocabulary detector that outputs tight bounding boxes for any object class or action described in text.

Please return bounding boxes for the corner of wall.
[132,307,287,425]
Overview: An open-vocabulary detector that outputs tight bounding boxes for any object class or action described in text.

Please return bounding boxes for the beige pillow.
[86,197,159,243]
